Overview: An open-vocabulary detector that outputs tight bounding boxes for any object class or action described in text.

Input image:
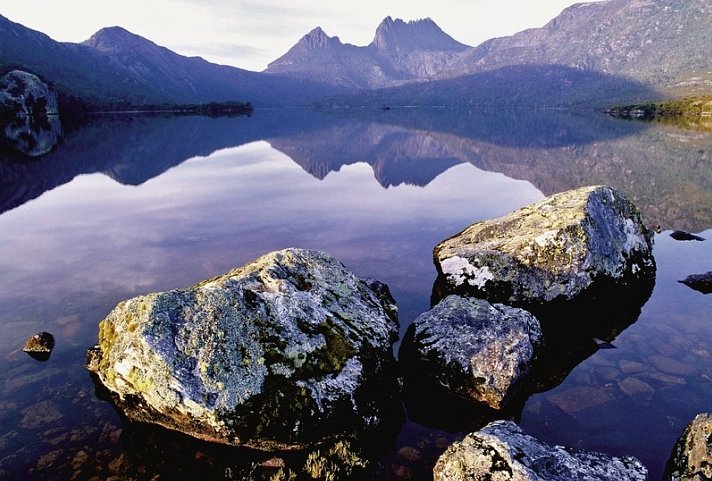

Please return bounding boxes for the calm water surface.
[0,109,711,480]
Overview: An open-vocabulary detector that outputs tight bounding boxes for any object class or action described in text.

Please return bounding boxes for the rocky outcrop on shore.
[433,185,655,307]
[1,70,62,156]
[399,296,542,410]
[434,420,648,481]
[87,248,402,450]
[664,413,712,481]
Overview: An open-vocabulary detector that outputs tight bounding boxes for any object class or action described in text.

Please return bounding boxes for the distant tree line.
[606,95,712,119]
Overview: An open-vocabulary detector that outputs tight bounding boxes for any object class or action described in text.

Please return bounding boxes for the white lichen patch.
[533,230,559,247]
[297,357,363,412]
[441,256,494,288]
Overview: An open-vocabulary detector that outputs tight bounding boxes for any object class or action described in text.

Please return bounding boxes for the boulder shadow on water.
[404,270,655,432]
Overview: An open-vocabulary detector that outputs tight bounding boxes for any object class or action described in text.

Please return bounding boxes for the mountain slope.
[265,17,470,88]
[0,15,335,107]
[445,0,712,94]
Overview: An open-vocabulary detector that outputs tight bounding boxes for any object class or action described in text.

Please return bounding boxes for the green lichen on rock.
[663,413,712,481]
[434,185,655,306]
[87,248,400,450]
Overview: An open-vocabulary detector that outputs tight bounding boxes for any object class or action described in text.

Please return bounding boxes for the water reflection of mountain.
[0,110,333,214]
[271,110,712,231]
[2,109,711,231]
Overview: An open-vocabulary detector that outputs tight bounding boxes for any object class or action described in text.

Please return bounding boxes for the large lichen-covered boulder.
[0,70,59,117]
[664,413,712,481]
[1,70,62,156]
[433,420,647,481]
[86,248,401,450]
[399,296,542,410]
[433,186,655,307]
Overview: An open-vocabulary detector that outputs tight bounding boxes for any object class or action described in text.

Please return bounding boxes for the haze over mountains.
[1,0,711,108]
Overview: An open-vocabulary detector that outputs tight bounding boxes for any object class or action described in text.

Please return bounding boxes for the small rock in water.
[433,420,647,481]
[23,331,55,361]
[670,230,705,241]
[679,272,712,295]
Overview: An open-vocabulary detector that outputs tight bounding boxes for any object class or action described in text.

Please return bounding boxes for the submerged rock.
[433,420,647,481]
[670,230,705,242]
[679,272,712,295]
[400,296,542,410]
[87,248,401,450]
[23,331,55,361]
[433,185,655,307]
[664,413,712,481]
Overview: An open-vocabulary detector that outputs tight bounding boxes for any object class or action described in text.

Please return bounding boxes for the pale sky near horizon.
[2,1,604,72]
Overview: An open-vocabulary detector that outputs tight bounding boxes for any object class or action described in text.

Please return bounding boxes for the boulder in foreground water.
[87,248,401,450]
[664,413,712,481]
[399,296,541,410]
[433,185,655,307]
[434,420,647,481]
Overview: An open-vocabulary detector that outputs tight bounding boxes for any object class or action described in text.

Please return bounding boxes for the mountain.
[269,1,711,105]
[443,0,712,95]
[0,15,335,107]
[265,17,470,89]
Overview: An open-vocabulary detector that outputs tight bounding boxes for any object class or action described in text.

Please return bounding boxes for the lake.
[1,108,711,480]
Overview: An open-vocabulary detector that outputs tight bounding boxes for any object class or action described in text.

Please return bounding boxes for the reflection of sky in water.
[1,122,711,480]
[0,140,542,350]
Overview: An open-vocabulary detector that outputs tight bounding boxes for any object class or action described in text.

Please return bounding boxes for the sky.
[2,1,604,72]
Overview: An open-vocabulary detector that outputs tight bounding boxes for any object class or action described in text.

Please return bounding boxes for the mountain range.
[0,1,711,109]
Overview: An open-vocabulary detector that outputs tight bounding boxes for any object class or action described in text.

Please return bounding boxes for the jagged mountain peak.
[296,26,343,50]
[371,16,468,53]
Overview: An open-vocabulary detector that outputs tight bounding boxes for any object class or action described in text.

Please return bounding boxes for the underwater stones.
[23,331,55,361]
[86,248,401,450]
[670,230,705,242]
[400,296,542,410]
[433,420,647,481]
[664,413,712,481]
[433,185,655,307]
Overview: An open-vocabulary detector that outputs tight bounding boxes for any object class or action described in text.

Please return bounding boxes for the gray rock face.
[400,296,542,410]
[664,413,712,481]
[434,420,648,481]
[0,70,59,117]
[87,248,401,450]
[433,185,655,307]
[1,70,62,156]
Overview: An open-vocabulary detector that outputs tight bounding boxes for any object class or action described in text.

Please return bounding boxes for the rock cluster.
[87,248,401,450]
[433,185,655,307]
[434,420,648,481]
